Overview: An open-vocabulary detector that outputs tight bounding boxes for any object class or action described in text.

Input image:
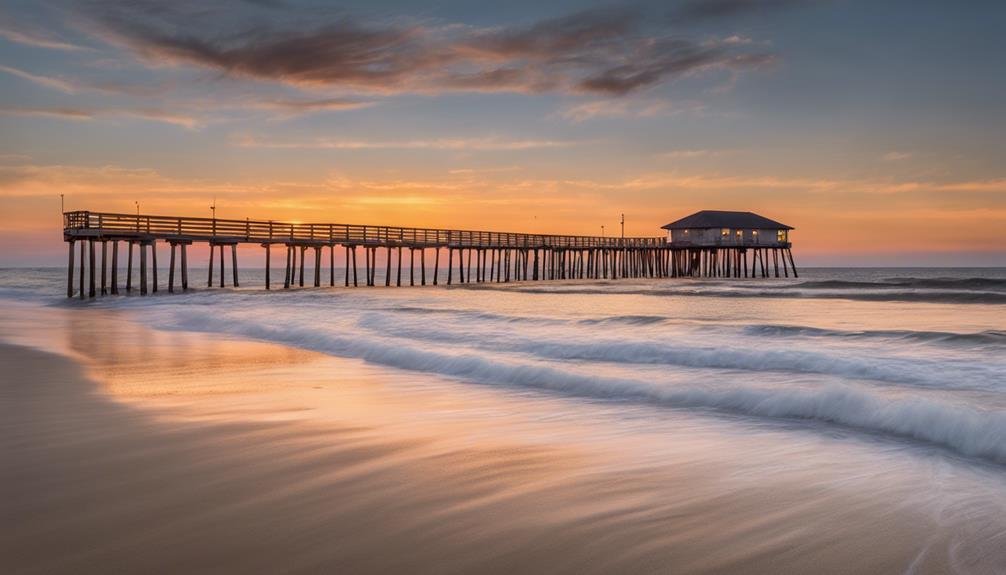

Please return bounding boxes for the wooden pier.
[62,210,797,298]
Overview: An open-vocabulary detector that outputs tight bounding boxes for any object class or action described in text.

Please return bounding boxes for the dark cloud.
[78,3,773,96]
[673,0,803,21]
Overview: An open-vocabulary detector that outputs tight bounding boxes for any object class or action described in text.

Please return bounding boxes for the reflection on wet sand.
[2,304,1005,573]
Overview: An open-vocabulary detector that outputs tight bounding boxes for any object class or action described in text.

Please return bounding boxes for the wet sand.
[2,302,1001,573]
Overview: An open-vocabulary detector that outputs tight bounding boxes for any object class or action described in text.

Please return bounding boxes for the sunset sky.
[1,0,1003,266]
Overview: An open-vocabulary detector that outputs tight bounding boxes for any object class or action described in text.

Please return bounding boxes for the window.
[752,230,759,243]
[736,230,743,239]
[777,230,787,242]
[721,228,730,237]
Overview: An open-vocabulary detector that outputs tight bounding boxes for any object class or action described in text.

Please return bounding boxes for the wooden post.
[787,249,798,278]
[421,248,426,285]
[284,246,291,289]
[385,247,392,287]
[111,241,119,294]
[169,243,176,293]
[88,240,96,298]
[433,247,440,285]
[219,244,225,288]
[298,246,305,287]
[351,246,358,287]
[447,248,453,285]
[67,241,75,298]
[100,241,107,295]
[345,246,350,287]
[151,240,158,292]
[265,244,271,290]
[313,247,321,287]
[410,248,415,286]
[232,244,240,287]
[126,241,133,292]
[330,245,335,287]
[180,244,188,290]
[140,242,147,295]
[207,243,214,287]
[773,249,780,277]
[397,246,402,286]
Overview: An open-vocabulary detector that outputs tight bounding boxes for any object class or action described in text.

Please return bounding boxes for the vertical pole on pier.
[284,246,291,289]
[264,245,271,290]
[100,241,108,295]
[772,249,780,277]
[111,241,119,294]
[169,243,176,293]
[151,241,158,292]
[207,243,214,287]
[314,247,321,287]
[330,245,336,287]
[397,247,402,287]
[127,241,134,292]
[489,249,495,282]
[459,248,465,283]
[219,244,226,288]
[433,247,440,285]
[386,247,392,287]
[298,247,305,287]
[465,249,472,283]
[67,241,75,298]
[410,248,415,286]
[344,246,350,287]
[447,249,453,285]
[140,242,148,295]
[351,246,358,287]
[88,240,96,298]
[421,248,426,285]
[787,249,798,278]
[181,244,188,290]
[78,240,86,299]
[232,244,240,287]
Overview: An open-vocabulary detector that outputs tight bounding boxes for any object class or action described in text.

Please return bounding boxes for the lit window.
[736,230,743,238]
[721,228,730,237]
[777,230,787,242]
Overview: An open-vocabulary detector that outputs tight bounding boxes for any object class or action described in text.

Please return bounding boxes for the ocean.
[2,267,1005,573]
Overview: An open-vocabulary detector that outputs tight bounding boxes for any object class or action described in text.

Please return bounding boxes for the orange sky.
[1,1,1004,266]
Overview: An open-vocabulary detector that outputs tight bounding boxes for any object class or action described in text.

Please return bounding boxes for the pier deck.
[62,210,797,298]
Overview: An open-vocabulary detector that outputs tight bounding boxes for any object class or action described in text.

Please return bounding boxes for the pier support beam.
[126,241,133,292]
[100,241,107,295]
[151,241,158,293]
[264,244,271,290]
[111,241,119,294]
[66,241,75,298]
[180,244,188,290]
[169,243,176,293]
[140,242,148,295]
[232,244,240,287]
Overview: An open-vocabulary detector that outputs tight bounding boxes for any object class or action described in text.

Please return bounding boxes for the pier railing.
[63,211,666,249]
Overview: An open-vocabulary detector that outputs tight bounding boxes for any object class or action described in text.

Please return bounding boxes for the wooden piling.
[421,248,427,285]
[219,244,226,288]
[126,241,133,292]
[140,242,148,295]
[180,244,188,290]
[100,241,108,295]
[264,244,270,290]
[66,241,75,298]
[169,243,176,293]
[151,241,158,292]
[313,246,321,287]
[433,247,440,285]
[232,244,240,287]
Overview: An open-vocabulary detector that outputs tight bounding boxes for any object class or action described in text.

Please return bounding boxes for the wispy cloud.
[882,151,912,161]
[0,106,93,120]
[76,4,773,96]
[250,97,376,115]
[0,64,77,93]
[0,25,88,51]
[559,98,698,122]
[0,105,201,128]
[233,134,579,151]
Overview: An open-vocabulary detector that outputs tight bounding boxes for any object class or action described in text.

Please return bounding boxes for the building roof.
[661,210,793,230]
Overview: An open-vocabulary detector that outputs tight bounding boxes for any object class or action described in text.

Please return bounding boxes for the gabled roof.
[661,210,793,230]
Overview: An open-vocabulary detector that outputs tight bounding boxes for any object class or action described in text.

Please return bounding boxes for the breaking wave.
[150,310,1006,465]
[743,324,1006,347]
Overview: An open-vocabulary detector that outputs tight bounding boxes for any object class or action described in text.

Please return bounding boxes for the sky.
[0,0,1004,266]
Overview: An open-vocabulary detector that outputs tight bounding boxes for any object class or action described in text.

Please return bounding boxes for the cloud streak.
[233,134,579,151]
[78,4,773,96]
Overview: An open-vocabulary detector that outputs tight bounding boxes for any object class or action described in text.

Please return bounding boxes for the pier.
[62,210,797,298]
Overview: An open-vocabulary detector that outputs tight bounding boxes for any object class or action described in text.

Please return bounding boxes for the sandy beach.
[4,281,1005,574]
